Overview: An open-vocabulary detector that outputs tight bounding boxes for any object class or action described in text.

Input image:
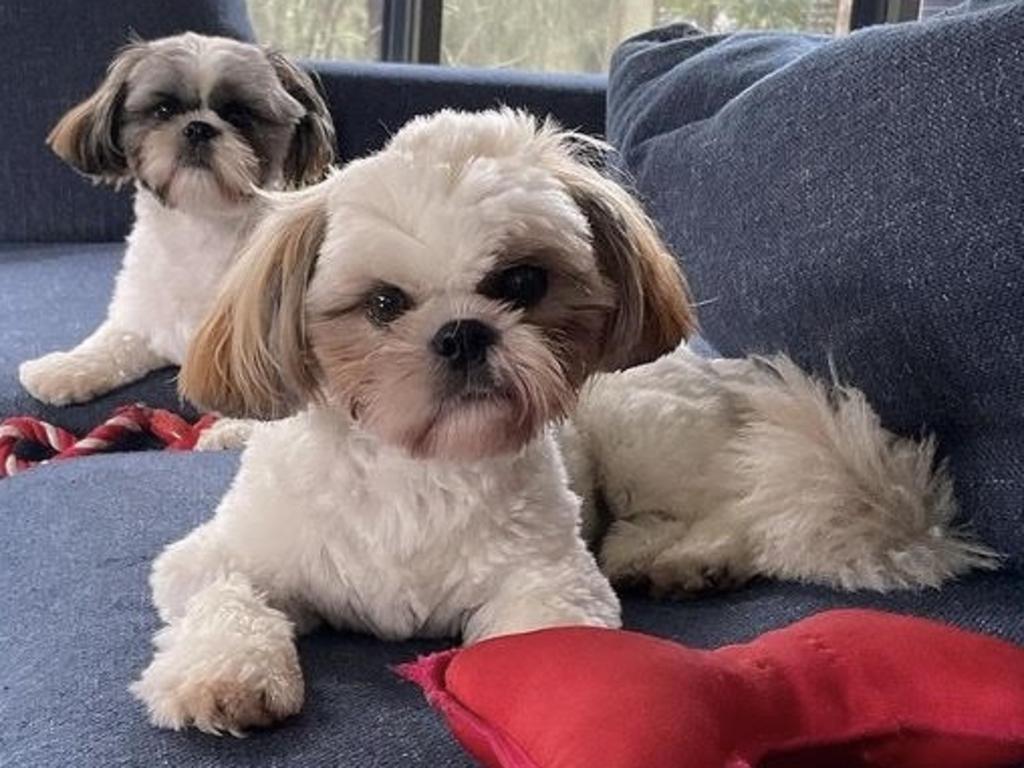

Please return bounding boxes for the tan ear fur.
[47,42,147,183]
[179,187,327,417]
[265,49,337,188]
[547,131,696,370]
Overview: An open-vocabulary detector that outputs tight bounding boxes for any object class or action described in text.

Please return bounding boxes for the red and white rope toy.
[0,404,219,479]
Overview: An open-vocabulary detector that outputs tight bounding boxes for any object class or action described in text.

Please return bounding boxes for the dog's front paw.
[19,352,110,405]
[131,576,304,736]
[195,418,256,451]
[131,631,304,736]
[133,664,303,736]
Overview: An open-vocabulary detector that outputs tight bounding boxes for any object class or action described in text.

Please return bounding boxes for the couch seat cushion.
[0,243,189,432]
[2,451,1021,766]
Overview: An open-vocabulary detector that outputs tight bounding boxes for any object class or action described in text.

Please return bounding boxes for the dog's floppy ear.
[47,41,147,183]
[266,50,337,188]
[179,186,327,418]
[548,131,696,371]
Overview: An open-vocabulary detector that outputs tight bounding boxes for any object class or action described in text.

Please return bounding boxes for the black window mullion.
[849,0,921,29]
[380,0,442,64]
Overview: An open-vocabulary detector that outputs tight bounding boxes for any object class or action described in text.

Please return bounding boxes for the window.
[250,0,384,61]
[250,0,926,71]
[441,1,841,72]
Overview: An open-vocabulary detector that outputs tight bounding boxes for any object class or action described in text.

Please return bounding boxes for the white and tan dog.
[131,108,693,734]
[19,33,335,407]
[564,348,998,597]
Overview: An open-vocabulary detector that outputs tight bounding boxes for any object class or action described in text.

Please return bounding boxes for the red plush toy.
[398,610,1024,768]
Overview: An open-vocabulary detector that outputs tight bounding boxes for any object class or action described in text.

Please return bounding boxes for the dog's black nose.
[431,320,497,370]
[183,120,220,144]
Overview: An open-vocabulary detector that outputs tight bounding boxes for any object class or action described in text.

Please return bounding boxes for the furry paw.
[645,556,749,599]
[19,352,114,405]
[132,661,303,736]
[195,418,256,451]
[131,576,303,735]
[599,519,751,599]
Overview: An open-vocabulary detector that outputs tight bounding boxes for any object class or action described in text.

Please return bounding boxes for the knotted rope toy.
[0,404,218,478]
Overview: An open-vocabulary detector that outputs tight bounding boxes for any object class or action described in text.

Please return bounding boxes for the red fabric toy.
[0,404,218,478]
[398,610,1024,768]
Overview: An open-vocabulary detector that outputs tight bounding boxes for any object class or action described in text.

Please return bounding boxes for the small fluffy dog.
[131,108,692,734]
[19,33,335,406]
[563,349,999,597]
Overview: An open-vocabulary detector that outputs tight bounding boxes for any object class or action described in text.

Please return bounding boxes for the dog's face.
[181,109,695,460]
[48,33,335,210]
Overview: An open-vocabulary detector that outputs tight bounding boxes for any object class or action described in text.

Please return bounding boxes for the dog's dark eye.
[481,265,548,309]
[366,285,411,327]
[219,102,254,129]
[151,98,180,121]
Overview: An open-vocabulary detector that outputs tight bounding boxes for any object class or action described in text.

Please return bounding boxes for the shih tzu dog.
[563,348,999,598]
[130,108,693,734]
[19,33,335,407]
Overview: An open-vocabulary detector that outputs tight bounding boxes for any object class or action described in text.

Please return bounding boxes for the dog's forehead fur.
[309,111,594,308]
[122,33,302,124]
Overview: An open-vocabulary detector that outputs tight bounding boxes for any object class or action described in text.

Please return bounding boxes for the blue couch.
[2,1,1021,766]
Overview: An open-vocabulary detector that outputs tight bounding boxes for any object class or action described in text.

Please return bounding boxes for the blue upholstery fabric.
[0,1,256,243]
[0,243,190,430]
[312,61,606,162]
[2,451,1021,766]
[607,3,1024,566]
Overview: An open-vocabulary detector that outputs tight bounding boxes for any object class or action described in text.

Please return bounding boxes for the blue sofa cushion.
[0,1,255,243]
[0,243,190,431]
[1,450,1021,766]
[607,3,1024,566]
[314,61,606,162]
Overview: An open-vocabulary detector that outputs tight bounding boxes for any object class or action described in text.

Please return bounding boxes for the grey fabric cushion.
[0,1,255,243]
[607,3,1024,567]
[1,450,1021,766]
[0,243,190,432]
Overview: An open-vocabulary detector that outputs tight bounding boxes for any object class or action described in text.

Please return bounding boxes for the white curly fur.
[133,413,619,734]
[563,346,999,596]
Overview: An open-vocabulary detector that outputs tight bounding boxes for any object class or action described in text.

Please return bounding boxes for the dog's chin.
[138,141,259,212]
[160,166,238,211]
[363,392,546,462]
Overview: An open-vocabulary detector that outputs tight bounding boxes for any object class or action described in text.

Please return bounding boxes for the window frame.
[381,0,442,63]
[850,0,921,29]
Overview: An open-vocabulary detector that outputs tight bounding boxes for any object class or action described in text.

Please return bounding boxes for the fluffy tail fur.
[565,348,1000,595]
[726,355,999,590]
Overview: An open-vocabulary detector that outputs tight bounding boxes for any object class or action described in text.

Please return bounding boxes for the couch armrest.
[308,61,607,162]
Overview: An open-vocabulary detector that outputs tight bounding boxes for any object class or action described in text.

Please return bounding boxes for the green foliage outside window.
[250,0,839,73]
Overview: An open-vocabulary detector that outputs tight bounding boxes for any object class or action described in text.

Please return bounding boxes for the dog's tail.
[725,354,1001,591]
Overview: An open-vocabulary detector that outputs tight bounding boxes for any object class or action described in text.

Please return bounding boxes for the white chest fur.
[207,410,593,641]
[108,189,255,362]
